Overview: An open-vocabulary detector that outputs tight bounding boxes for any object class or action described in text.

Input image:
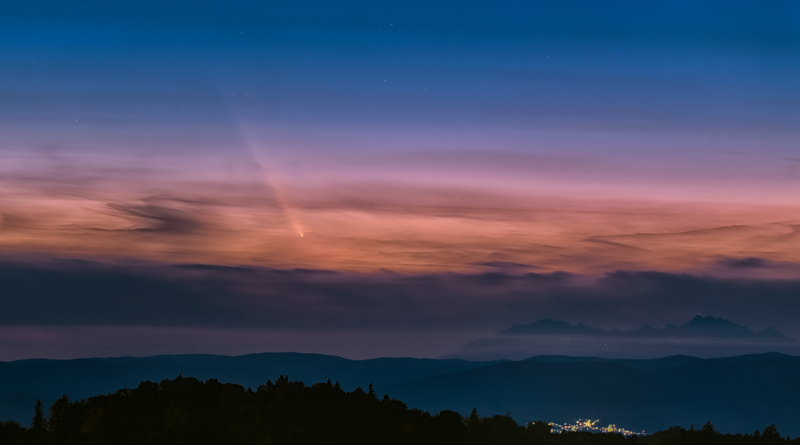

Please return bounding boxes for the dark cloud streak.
[0,259,798,341]
[718,257,769,269]
[107,203,203,234]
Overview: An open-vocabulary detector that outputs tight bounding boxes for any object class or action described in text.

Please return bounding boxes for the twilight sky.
[1,1,799,360]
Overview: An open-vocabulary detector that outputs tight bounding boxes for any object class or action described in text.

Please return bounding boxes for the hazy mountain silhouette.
[522,354,703,371]
[379,352,800,437]
[449,316,799,360]
[501,316,795,341]
[0,352,502,425]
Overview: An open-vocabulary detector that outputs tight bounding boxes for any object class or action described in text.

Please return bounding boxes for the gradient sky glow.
[1,1,799,359]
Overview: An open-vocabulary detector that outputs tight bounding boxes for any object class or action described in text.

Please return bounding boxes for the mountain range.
[500,315,795,341]
[450,316,800,361]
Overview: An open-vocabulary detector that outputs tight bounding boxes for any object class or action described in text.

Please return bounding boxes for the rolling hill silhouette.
[0,353,502,425]
[380,352,800,436]
[1,351,799,436]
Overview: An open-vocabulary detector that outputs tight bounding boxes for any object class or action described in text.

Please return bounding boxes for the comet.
[239,126,305,238]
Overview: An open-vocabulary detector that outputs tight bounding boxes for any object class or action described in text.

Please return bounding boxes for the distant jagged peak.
[755,326,791,339]
[681,315,749,330]
[676,315,793,340]
[500,318,605,336]
[499,316,795,342]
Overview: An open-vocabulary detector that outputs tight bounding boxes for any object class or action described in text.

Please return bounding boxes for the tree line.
[0,375,796,445]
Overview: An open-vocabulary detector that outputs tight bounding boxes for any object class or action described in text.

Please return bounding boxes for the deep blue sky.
[3,1,797,142]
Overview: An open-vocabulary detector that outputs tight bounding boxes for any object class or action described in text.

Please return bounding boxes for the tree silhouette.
[0,377,796,445]
[466,407,481,428]
[527,420,553,436]
[29,399,47,434]
[764,425,781,441]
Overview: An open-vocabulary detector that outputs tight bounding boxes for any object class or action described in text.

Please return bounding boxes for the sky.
[1,0,799,360]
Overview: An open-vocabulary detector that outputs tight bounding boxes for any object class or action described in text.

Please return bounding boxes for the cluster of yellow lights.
[547,419,645,436]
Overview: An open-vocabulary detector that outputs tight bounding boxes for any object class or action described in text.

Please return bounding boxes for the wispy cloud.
[2,164,800,275]
[107,202,203,234]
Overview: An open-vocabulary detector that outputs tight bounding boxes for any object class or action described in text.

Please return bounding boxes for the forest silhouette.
[0,375,796,445]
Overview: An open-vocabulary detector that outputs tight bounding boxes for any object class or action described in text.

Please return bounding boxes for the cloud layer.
[2,151,799,276]
[1,259,799,355]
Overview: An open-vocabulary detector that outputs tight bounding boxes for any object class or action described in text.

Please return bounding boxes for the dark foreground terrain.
[1,375,797,445]
[2,352,799,436]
